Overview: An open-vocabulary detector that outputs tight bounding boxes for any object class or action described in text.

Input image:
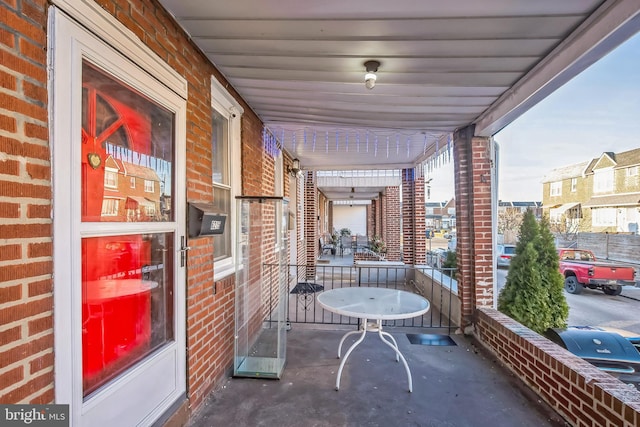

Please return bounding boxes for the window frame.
[211,77,244,281]
[591,207,617,226]
[550,181,562,197]
[104,169,118,189]
[593,168,614,193]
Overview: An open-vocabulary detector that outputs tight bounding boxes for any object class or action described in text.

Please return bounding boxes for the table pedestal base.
[335,318,413,392]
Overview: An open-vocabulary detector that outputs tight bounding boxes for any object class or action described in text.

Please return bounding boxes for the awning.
[549,202,580,215]
[125,196,156,209]
[582,193,640,208]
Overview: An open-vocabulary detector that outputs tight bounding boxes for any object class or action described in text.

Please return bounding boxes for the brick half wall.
[475,308,640,427]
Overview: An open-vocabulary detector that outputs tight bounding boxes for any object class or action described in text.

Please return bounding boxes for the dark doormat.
[406,334,457,346]
[290,282,324,294]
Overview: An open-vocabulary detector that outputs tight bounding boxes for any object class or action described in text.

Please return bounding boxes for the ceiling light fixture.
[364,60,380,90]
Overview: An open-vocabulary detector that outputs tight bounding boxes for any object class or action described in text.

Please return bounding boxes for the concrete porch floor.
[186,324,568,427]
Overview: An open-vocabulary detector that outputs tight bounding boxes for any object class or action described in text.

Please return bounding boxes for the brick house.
[2,1,640,427]
[542,148,640,233]
[423,199,457,234]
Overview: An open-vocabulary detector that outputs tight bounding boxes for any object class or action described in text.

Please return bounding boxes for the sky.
[428,31,640,202]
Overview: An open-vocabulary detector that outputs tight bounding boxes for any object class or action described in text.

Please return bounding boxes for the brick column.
[304,171,318,279]
[383,186,401,261]
[453,126,493,332]
[367,202,375,238]
[401,169,426,266]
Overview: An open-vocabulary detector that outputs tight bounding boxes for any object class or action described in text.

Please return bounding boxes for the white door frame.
[50,4,187,426]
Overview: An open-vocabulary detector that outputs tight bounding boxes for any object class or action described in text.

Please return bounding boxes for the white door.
[51,8,187,426]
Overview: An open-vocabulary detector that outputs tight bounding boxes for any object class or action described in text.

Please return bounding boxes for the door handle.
[179,236,190,267]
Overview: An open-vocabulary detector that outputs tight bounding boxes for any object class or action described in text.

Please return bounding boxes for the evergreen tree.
[515,209,538,256]
[497,209,569,333]
[498,242,552,333]
[536,216,568,328]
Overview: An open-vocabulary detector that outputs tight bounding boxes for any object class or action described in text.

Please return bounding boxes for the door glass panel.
[81,232,174,397]
[80,60,177,398]
[81,61,174,222]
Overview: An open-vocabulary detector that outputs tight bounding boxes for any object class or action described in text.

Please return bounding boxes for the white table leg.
[335,317,368,391]
[377,325,413,392]
[337,329,363,359]
[377,323,400,362]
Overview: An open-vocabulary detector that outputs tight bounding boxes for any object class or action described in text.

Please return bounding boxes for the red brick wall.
[0,0,54,404]
[0,0,278,415]
[413,175,426,264]
[454,126,493,330]
[475,308,640,427]
[304,171,318,279]
[383,186,400,261]
[366,202,375,238]
[401,169,426,265]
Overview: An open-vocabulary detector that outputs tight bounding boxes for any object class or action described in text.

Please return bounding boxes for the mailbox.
[188,202,226,238]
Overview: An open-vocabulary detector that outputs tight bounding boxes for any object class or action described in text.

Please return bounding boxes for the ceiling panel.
[158,0,640,200]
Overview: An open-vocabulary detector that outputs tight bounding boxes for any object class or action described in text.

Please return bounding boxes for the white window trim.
[104,169,118,189]
[211,77,244,281]
[593,168,614,193]
[550,181,562,196]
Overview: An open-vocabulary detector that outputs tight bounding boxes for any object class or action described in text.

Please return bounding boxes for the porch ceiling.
[159,0,640,200]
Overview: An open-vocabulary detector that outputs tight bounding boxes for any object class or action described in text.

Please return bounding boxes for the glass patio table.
[316,287,430,392]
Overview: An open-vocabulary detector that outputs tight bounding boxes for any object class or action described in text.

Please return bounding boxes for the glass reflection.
[81,61,174,222]
[81,233,174,396]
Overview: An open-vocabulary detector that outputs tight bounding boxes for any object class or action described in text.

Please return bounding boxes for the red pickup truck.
[558,249,636,296]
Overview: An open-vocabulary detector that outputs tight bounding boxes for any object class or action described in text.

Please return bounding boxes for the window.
[593,169,614,193]
[144,180,154,192]
[570,178,577,192]
[212,110,231,263]
[550,181,562,196]
[104,170,118,188]
[211,78,244,279]
[130,177,136,188]
[592,208,616,226]
[101,198,119,216]
[627,166,638,176]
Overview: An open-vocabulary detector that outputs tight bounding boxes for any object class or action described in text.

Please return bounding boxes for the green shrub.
[497,210,568,333]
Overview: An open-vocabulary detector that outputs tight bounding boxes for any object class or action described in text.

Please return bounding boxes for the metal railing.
[287,263,457,332]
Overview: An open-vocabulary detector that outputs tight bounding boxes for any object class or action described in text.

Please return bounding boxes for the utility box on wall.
[188,202,226,238]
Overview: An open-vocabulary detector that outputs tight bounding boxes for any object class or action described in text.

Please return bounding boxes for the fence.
[287,263,457,333]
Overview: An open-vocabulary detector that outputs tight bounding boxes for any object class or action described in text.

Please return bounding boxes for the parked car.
[558,248,636,295]
[545,326,640,390]
[447,237,456,252]
[496,244,516,268]
[429,248,447,267]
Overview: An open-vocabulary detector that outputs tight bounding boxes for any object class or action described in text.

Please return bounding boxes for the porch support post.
[304,171,318,279]
[401,168,426,265]
[453,126,494,332]
[383,186,401,261]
